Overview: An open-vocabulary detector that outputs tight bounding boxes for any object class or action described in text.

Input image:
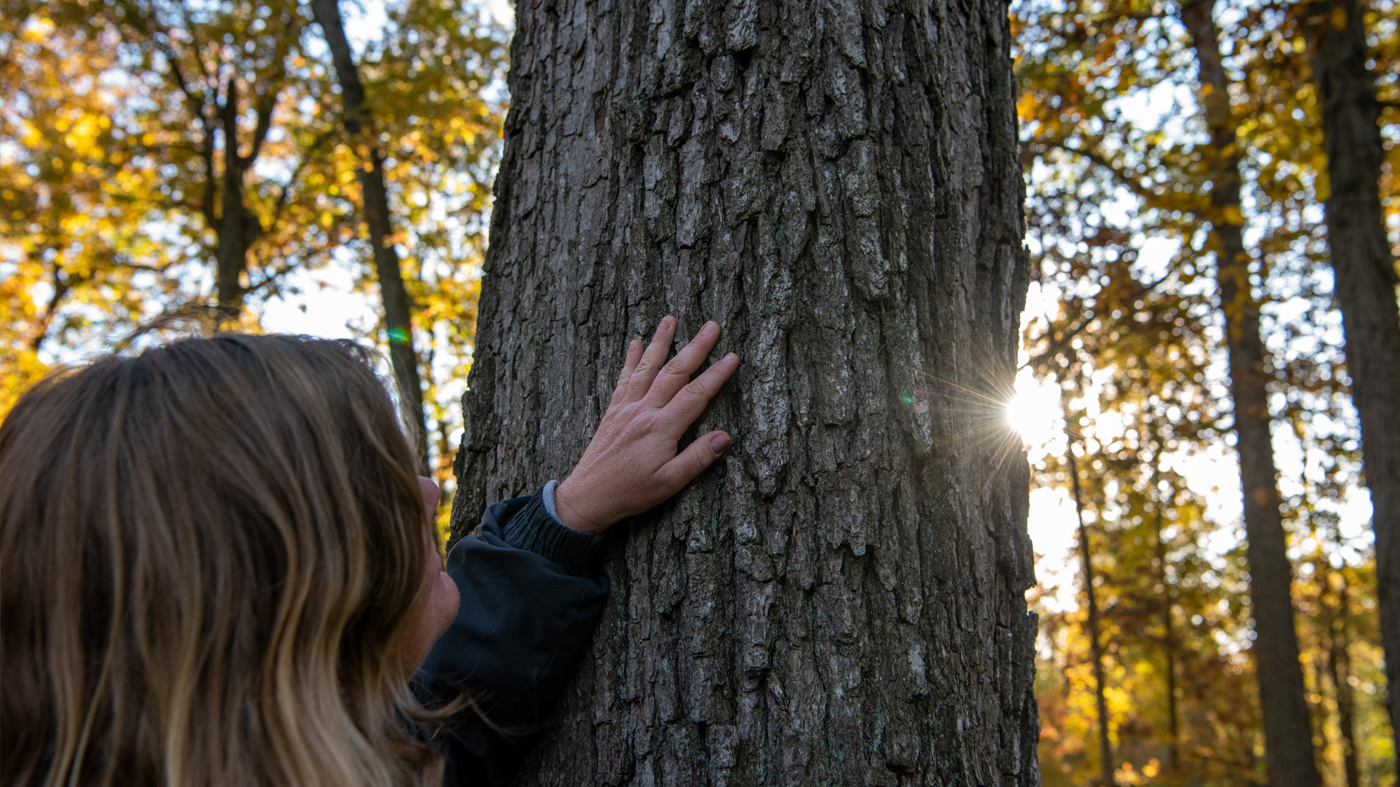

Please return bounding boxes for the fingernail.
[701,321,718,337]
[660,315,674,330]
[712,433,731,451]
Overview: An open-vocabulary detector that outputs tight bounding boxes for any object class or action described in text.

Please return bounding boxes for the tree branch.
[1023,269,1176,374]
[243,90,278,166]
[172,2,214,83]
[27,263,82,351]
[240,16,299,167]
[1028,136,1163,205]
[138,10,220,229]
[243,259,299,297]
[272,128,337,223]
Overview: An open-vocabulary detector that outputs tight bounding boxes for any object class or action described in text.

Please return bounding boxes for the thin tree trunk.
[1323,567,1362,787]
[1178,3,1323,785]
[452,0,1039,782]
[214,78,254,321]
[313,0,429,469]
[1152,483,1180,774]
[1312,0,1400,754]
[1067,442,1114,787]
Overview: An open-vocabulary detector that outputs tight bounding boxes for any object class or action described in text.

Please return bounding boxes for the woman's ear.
[417,477,442,521]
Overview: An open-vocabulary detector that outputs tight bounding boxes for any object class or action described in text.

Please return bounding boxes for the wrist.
[554,477,612,534]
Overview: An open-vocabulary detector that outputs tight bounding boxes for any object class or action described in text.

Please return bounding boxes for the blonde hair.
[1,335,442,787]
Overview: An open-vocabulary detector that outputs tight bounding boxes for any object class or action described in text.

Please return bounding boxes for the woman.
[1,318,737,787]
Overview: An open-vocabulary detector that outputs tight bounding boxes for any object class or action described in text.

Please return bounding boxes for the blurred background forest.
[1,0,1397,785]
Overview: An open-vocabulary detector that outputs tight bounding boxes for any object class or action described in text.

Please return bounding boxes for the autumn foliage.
[1015,0,1399,783]
[0,0,507,531]
[2,0,1399,783]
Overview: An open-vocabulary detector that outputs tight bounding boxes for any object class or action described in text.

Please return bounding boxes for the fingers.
[609,340,644,407]
[624,316,678,402]
[661,352,739,426]
[659,430,732,490]
[643,321,721,406]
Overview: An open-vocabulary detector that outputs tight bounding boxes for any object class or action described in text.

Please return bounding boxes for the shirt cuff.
[500,485,606,577]
[542,479,563,523]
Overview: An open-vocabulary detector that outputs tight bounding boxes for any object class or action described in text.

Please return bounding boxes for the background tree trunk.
[314,0,430,466]
[1067,444,1114,787]
[213,78,256,321]
[1179,2,1323,784]
[1324,568,1362,787]
[1152,488,1181,775]
[1311,0,1400,754]
[452,0,1039,783]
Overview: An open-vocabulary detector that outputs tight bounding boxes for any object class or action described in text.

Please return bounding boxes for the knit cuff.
[500,486,607,577]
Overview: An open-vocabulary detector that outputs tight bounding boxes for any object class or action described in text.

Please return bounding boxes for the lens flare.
[1005,373,1063,453]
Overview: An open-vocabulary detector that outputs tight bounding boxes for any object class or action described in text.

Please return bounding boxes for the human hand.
[553,316,739,534]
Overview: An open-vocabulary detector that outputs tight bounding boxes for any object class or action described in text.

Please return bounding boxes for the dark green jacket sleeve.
[412,489,609,787]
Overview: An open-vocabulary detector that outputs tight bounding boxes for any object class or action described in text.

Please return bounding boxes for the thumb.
[659,431,731,489]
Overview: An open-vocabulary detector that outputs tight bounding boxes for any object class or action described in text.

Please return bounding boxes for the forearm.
[413,488,609,785]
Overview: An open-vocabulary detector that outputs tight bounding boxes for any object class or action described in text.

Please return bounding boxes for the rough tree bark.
[313,0,429,463]
[1179,2,1323,785]
[452,0,1038,783]
[1310,0,1400,754]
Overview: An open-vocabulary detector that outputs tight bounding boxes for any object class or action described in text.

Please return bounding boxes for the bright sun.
[1005,372,1063,454]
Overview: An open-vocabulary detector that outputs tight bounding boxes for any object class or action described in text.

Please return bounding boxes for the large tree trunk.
[1179,2,1323,785]
[313,0,430,466]
[452,0,1039,783]
[1311,0,1400,753]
